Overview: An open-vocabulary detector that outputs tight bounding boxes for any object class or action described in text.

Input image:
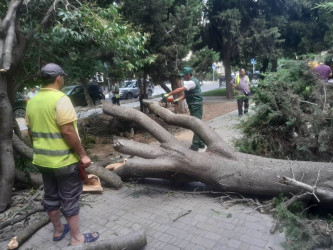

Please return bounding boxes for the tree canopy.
[117,0,206,84]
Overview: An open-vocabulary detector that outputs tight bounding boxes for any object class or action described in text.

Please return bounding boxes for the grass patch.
[202,88,226,96]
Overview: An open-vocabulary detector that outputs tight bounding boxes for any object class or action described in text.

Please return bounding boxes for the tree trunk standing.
[159,81,171,93]
[80,78,94,106]
[139,76,149,113]
[271,58,278,72]
[0,74,15,212]
[222,49,233,99]
[170,76,188,114]
[261,58,269,73]
[103,101,333,205]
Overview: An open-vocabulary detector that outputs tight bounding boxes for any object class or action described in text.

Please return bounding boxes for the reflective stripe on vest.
[32,132,63,139]
[33,148,74,156]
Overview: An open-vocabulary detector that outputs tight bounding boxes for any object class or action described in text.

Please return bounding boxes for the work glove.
[161,93,169,100]
[173,98,179,104]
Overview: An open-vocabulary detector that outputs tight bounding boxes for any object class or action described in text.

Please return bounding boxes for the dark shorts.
[37,163,82,217]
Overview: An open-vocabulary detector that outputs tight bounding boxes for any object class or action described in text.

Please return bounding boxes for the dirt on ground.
[82,101,237,162]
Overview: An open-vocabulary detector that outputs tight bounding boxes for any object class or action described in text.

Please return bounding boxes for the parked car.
[118,79,154,99]
[62,84,105,107]
[13,92,27,118]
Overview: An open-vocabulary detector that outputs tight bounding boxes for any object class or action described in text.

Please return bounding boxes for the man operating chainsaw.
[26,63,99,246]
[163,66,205,151]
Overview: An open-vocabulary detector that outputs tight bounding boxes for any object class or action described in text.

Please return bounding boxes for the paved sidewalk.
[5,98,286,250]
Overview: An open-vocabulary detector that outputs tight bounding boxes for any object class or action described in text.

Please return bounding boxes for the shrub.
[235,60,333,161]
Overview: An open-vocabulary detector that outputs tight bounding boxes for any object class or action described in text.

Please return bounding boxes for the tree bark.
[0,74,15,212]
[80,78,94,106]
[103,101,333,205]
[0,206,43,230]
[222,48,233,99]
[7,213,50,249]
[169,76,188,114]
[86,165,122,189]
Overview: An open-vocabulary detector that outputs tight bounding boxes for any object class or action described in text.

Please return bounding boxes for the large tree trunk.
[80,78,94,106]
[103,101,333,205]
[169,76,188,114]
[222,49,233,99]
[0,74,15,212]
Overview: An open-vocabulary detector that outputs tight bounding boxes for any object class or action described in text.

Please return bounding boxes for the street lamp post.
[212,64,216,82]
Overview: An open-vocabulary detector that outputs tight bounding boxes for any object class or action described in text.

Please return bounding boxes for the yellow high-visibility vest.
[234,74,249,94]
[235,74,249,86]
[27,90,79,168]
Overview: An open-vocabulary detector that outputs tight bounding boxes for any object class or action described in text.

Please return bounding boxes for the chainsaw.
[160,94,178,108]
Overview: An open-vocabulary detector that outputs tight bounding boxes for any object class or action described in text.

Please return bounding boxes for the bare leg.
[48,210,64,238]
[65,214,84,245]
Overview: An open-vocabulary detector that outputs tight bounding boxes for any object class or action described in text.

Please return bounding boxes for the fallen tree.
[103,100,333,205]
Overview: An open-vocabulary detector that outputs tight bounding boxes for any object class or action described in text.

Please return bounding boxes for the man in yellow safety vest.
[26,63,99,246]
[230,69,251,117]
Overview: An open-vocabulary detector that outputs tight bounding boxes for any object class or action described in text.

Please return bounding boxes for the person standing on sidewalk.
[313,62,332,83]
[26,63,99,246]
[230,69,251,117]
[111,82,120,105]
[163,67,205,151]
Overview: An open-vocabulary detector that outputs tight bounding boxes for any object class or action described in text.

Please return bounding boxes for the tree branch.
[25,0,61,40]
[113,138,170,159]
[0,38,4,67]
[278,176,333,203]
[12,133,33,160]
[144,100,235,159]
[103,102,180,145]
[113,157,181,180]
[1,12,16,71]
[0,206,43,230]
[0,0,22,34]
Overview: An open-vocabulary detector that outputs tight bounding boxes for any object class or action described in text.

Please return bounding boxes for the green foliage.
[38,3,153,82]
[313,2,333,12]
[273,194,332,249]
[235,59,333,161]
[15,157,38,173]
[119,0,203,83]
[188,46,220,82]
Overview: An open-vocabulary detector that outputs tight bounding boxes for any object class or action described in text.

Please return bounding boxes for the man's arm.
[230,78,236,88]
[60,123,91,168]
[168,86,186,96]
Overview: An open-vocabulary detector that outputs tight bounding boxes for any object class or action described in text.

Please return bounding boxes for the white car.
[118,79,154,99]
